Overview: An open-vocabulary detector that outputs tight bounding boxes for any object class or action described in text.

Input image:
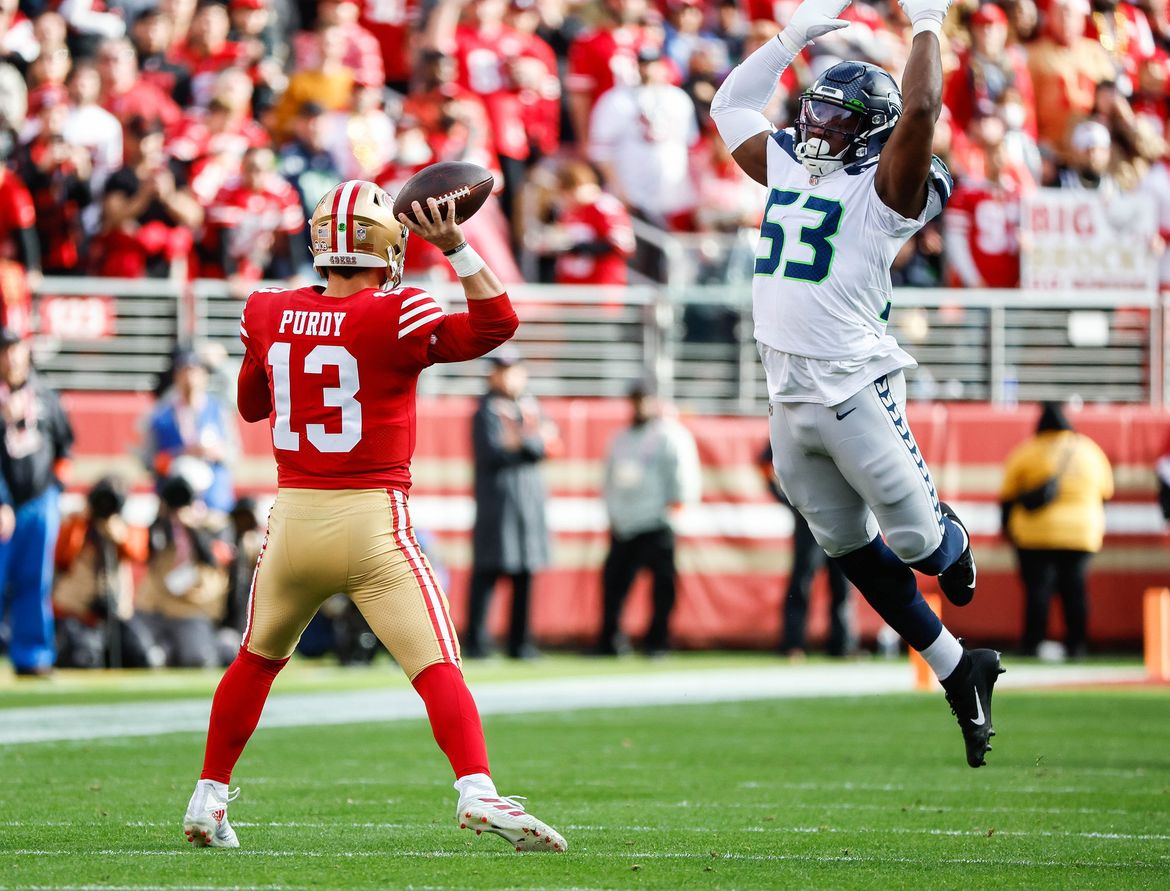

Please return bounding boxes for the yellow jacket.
[1000,431,1114,552]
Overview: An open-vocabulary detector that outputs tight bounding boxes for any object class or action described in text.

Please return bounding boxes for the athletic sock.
[910,517,967,576]
[200,648,288,784]
[454,772,498,803]
[835,535,942,651]
[920,628,965,681]
[412,661,491,780]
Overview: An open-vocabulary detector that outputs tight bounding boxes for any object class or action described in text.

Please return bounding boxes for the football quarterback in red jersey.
[182,179,566,853]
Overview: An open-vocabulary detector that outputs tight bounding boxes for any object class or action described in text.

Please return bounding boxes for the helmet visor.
[799,99,866,137]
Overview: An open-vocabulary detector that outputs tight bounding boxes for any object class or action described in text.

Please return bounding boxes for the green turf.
[0,652,795,710]
[2,685,1169,890]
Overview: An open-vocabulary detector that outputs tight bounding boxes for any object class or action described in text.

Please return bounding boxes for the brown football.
[393,161,494,226]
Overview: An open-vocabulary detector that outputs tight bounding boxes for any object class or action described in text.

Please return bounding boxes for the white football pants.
[768,371,945,560]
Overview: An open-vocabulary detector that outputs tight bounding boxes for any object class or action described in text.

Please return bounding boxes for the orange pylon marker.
[1144,588,1170,682]
[911,593,943,691]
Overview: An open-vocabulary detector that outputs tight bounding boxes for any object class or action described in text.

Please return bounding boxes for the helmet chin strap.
[796,135,848,177]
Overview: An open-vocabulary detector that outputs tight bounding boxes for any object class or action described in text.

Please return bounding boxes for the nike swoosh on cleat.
[835,407,857,420]
[970,686,986,726]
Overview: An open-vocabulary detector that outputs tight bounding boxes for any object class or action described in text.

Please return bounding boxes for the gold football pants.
[242,488,460,677]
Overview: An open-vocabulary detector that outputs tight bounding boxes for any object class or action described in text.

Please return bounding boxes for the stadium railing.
[31,276,1169,411]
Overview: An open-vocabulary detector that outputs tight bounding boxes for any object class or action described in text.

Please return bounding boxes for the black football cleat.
[937,502,976,606]
[942,649,1005,768]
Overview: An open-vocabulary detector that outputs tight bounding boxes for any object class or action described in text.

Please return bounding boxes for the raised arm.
[400,197,520,364]
[710,0,850,185]
[874,0,951,219]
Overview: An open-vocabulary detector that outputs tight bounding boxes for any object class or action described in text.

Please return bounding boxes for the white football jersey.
[753,128,952,405]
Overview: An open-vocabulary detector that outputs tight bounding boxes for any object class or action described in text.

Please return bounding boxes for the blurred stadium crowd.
[3,0,1170,296]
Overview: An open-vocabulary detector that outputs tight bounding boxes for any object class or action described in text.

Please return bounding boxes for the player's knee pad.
[884,525,942,565]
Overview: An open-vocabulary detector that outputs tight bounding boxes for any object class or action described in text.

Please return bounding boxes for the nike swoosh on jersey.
[835,407,857,420]
[971,687,986,726]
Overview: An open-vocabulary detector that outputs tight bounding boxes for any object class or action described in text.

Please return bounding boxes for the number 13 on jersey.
[755,189,843,283]
[267,342,363,453]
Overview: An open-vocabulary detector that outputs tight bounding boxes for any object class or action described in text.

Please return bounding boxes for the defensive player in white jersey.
[711,0,1004,767]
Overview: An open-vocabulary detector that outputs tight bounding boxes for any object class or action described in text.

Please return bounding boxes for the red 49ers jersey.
[946,182,1022,289]
[238,284,517,492]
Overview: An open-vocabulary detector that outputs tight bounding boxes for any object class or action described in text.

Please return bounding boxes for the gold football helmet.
[309,180,408,287]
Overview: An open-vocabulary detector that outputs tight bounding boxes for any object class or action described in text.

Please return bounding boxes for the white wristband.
[912,19,942,36]
[445,242,486,278]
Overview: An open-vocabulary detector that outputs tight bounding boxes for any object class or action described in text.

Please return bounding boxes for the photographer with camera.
[53,476,159,669]
[135,470,234,668]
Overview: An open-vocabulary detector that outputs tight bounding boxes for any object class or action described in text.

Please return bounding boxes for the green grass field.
[1,659,1168,890]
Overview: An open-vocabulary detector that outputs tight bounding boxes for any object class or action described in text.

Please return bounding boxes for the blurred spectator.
[324,82,395,180]
[354,0,422,93]
[1157,444,1170,524]
[505,0,562,161]
[541,159,635,285]
[589,45,698,278]
[143,348,236,516]
[999,402,1114,659]
[1085,0,1156,95]
[945,118,1026,288]
[401,48,498,174]
[465,348,557,660]
[62,61,122,198]
[1057,119,1118,190]
[691,126,766,233]
[25,23,71,93]
[169,68,271,205]
[567,0,654,144]
[170,0,249,108]
[0,150,41,329]
[202,145,303,284]
[136,471,233,668]
[595,379,699,657]
[0,60,27,136]
[273,25,356,140]
[220,494,260,650]
[1,1,39,67]
[944,4,1036,141]
[56,0,127,52]
[227,0,286,110]
[1027,0,1114,153]
[664,0,725,76]
[131,5,193,108]
[0,327,73,677]
[1141,154,1170,287]
[1088,79,1166,189]
[428,0,557,225]
[94,117,201,278]
[53,475,158,669]
[15,84,92,276]
[96,36,182,135]
[293,0,384,89]
[278,101,343,273]
[758,442,853,659]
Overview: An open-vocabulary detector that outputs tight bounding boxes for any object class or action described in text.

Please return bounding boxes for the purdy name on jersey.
[752,128,951,365]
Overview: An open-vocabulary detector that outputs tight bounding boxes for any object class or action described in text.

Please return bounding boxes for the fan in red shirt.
[357,0,421,91]
[944,125,1027,289]
[567,0,655,143]
[168,1,250,108]
[96,36,182,134]
[202,147,303,282]
[0,164,39,336]
[182,178,566,855]
[549,160,634,285]
[293,0,385,90]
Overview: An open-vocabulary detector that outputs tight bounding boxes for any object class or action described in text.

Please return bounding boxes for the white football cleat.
[457,794,567,853]
[183,780,240,848]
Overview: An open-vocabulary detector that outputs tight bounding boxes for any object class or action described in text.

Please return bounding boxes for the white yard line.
[1,850,1164,869]
[0,663,1148,745]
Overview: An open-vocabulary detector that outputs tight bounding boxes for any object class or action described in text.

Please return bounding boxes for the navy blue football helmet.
[795,61,903,176]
